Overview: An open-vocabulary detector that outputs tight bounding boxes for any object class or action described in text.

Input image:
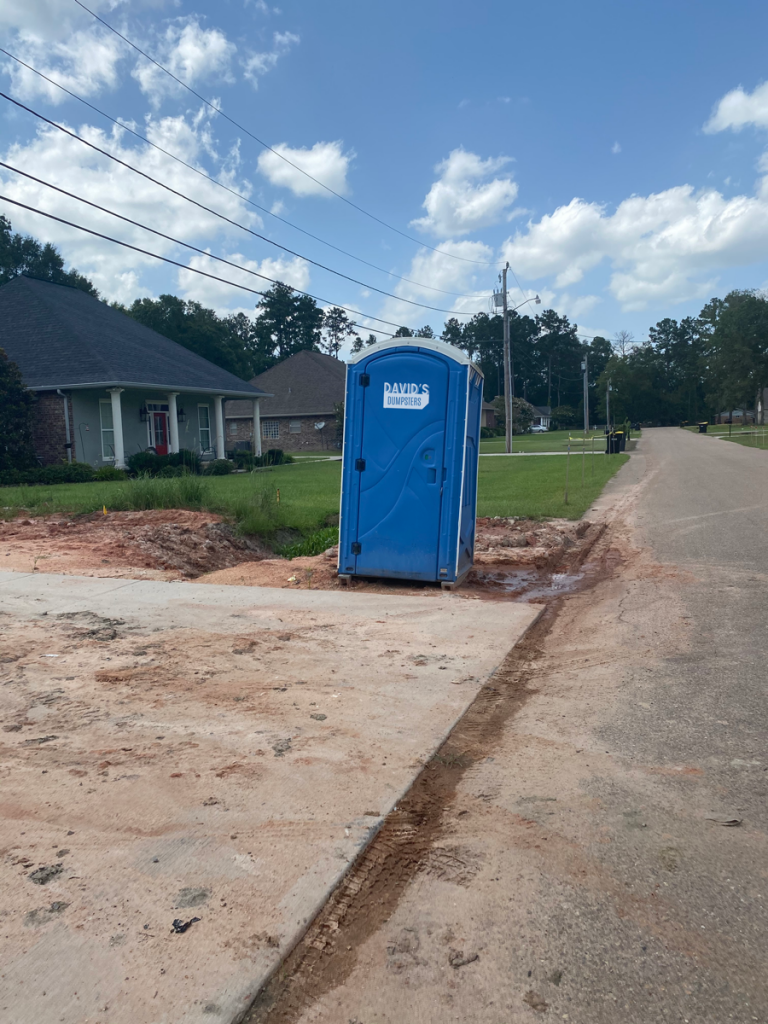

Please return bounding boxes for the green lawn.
[719,430,768,450]
[0,450,630,535]
[477,452,629,519]
[479,429,617,454]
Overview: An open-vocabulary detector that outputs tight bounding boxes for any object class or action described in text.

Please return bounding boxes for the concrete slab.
[0,571,540,1024]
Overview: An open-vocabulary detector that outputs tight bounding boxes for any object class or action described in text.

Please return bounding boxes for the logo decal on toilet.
[383,383,430,409]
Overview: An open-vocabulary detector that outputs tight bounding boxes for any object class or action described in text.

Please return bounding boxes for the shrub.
[231,450,254,470]
[0,461,96,486]
[126,448,201,477]
[169,449,201,474]
[229,448,293,470]
[263,448,288,466]
[126,451,163,476]
[0,348,36,473]
[94,465,127,481]
[202,459,232,476]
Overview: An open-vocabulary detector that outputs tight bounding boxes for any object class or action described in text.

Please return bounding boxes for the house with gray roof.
[226,349,346,452]
[0,275,270,467]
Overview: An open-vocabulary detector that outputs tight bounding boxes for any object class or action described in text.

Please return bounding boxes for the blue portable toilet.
[338,338,484,585]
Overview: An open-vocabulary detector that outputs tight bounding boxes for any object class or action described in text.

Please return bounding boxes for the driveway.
[0,574,538,1024]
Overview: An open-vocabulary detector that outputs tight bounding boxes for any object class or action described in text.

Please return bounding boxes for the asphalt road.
[275,427,768,1024]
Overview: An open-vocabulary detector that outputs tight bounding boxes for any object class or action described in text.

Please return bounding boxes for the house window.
[99,399,115,460]
[289,420,302,434]
[198,404,211,450]
[228,420,238,435]
[262,420,279,440]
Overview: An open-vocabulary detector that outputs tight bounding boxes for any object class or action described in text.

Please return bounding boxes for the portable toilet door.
[339,338,483,584]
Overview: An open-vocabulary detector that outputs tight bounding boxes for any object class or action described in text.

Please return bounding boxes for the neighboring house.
[226,349,346,452]
[532,405,552,428]
[481,401,497,429]
[715,409,755,425]
[0,276,269,468]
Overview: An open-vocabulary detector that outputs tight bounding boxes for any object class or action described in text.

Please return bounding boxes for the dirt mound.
[474,516,594,569]
[197,518,603,596]
[0,510,271,580]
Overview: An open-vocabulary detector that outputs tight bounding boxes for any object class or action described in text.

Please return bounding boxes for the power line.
[73,0,503,267]
[0,47,492,302]
[0,92,480,319]
[0,194,407,334]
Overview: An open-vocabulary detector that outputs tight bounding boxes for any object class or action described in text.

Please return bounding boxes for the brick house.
[225,349,346,452]
[481,401,497,429]
[0,275,270,467]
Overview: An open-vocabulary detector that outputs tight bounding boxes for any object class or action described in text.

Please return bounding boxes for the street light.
[500,266,541,454]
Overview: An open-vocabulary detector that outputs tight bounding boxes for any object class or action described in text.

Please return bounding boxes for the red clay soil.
[194,517,602,595]
[0,510,271,580]
[0,512,601,590]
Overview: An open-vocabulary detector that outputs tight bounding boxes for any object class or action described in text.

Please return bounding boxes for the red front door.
[152,412,169,455]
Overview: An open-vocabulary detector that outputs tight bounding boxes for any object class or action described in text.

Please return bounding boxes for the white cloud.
[557,292,602,320]
[132,19,236,106]
[0,0,126,103]
[0,0,113,38]
[0,110,262,303]
[243,30,299,88]
[2,28,124,103]
[612,142,622,154]
[364,240,494,336]
[177,251,309,311]
[257,140,353,197]
[411,148,519,238]
[502,180,768,310]
[705,81,768,133]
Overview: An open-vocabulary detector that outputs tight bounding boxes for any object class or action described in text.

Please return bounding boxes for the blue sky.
[3,0,768,353]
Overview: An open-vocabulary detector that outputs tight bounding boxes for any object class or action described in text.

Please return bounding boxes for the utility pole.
[502,263,512,454]
[581,352,589,435]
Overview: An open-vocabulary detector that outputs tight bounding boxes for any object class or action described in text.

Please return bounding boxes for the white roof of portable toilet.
[347,336,483,377]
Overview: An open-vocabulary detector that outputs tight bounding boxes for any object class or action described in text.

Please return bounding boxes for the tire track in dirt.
[242,531,624,1024]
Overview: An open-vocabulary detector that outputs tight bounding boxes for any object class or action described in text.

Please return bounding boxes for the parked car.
[530,424,548,433]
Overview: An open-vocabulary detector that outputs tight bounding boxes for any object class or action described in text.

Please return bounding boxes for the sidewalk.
[0,571,539,1024]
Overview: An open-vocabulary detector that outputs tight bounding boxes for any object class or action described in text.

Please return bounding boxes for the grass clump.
[278,526,338,559]
[111,474,206,511]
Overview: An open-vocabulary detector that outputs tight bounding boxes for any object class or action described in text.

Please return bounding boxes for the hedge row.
[0,448,291,486]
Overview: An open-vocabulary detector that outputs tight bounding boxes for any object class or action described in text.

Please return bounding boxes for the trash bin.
[339,338,484,585]
[606,432,621,454]
[615,430,625,451]
[698,422,708,433]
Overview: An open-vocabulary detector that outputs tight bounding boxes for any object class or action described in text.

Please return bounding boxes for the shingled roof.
[227,348,346,418]
[0,276,268,399]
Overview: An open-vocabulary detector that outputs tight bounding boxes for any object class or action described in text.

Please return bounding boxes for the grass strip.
[0,451,629,533]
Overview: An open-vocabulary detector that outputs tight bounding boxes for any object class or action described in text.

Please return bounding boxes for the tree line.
[597,292,768,425]
[3,216,767,423]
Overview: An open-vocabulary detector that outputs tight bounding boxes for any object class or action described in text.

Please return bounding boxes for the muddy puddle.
[463,566,587,602]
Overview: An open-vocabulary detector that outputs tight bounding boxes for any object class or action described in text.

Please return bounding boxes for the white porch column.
[167,392,180,453]
[214,395,226,459]
[253,398,262,456]
[108,388,125,468]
